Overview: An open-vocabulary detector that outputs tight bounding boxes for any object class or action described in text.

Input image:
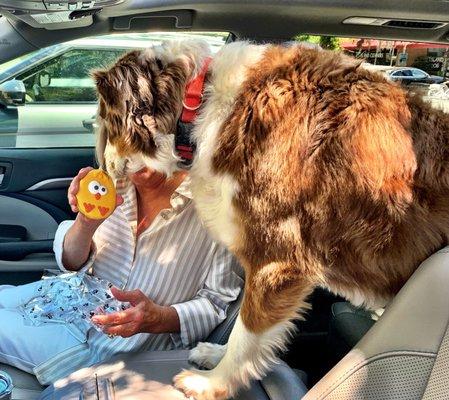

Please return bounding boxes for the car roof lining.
[0,0,448,64]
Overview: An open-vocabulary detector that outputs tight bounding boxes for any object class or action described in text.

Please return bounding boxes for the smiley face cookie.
[76,169,116,220]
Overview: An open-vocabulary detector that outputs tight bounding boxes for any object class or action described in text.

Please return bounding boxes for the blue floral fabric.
[20,273,129,341]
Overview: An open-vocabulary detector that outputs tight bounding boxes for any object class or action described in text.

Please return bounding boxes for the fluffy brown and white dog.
[93,40,449,400]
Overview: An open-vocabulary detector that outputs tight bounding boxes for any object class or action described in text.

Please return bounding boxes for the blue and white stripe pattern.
[44,177,243,383]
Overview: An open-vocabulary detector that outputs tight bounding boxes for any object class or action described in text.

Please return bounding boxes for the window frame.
[391,70,405,77]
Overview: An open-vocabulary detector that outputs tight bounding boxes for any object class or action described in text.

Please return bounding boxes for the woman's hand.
[61,167,124,271]
[91,287,180,337]
[68,167,123,226]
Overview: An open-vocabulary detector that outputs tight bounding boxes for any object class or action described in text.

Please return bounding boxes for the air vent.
[343,17,448,30]
[384,20,444,29]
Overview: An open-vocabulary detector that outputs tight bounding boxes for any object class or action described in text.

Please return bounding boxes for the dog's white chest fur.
[189,42,266,251]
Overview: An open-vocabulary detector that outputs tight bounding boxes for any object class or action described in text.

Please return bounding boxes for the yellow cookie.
[76,169,116,220]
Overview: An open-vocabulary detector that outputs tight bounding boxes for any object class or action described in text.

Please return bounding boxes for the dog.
[93,40,449,400]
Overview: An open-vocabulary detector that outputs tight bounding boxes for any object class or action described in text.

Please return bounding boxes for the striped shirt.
[43,177,243,384]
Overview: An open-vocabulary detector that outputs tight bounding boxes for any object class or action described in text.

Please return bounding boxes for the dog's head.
[93,40,211,178]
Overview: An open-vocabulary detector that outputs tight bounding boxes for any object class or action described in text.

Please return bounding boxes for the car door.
[400,69,414,84]
[11,47,126,148]
[0,47,125,285]
[0,147,96,285]
[410,68,431,84]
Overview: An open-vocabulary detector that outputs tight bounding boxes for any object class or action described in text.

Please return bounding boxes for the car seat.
[8,246,449,399]
[328,301,376,363]
[304,246,449,399]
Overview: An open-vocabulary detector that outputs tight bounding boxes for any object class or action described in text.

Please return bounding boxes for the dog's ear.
[92,70,119,106]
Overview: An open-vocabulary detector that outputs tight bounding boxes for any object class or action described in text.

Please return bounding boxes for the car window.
[15,49,127,103]
[411,69,427,78]
[300,35,449,113]
[0,32,228,148]
[0,44,63,81]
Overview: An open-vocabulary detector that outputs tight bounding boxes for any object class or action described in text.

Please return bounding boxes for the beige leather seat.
[304,246,449,399]
[5,247,449,399]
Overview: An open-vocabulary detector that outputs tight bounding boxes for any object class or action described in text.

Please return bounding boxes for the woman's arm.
[57,166,123,271]
[92,244,243,342]
[170,245,243,347]
[62,214,101,271]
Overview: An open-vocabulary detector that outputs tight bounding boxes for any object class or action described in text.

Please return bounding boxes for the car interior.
[0,0,448,399]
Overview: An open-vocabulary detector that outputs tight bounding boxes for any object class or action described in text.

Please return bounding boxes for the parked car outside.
[0,32,226,148]
[386,66,445,85]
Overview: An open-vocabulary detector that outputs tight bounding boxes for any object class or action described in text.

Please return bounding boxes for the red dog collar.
[175,57,212,168]
[181,57,212,123]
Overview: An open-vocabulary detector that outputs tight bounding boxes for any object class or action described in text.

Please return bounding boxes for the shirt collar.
[174,176,193,200]
[115,177,137,224]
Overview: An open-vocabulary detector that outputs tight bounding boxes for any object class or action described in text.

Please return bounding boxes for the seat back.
[304,247,449,399]
[207,261,245,345]
[206,288,244,344]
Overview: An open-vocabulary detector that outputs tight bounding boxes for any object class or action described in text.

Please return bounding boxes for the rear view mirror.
[0,79,26,107]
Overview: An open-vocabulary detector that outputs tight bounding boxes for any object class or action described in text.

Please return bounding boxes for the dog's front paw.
[173,369,230,400]
[189,342,226,370]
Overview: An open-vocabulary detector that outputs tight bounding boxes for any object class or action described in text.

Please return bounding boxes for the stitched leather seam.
[316,351,436,399]
[421,318,449,398]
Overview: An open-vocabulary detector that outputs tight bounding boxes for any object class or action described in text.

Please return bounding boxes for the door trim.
[26,177,73,191]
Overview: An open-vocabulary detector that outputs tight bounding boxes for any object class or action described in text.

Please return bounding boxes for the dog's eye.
[155,59,163,70]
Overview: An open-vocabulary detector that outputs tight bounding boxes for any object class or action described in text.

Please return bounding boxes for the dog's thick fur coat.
[93,40,449,399]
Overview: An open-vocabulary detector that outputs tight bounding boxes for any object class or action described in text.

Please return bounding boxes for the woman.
[0,166,242,384]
